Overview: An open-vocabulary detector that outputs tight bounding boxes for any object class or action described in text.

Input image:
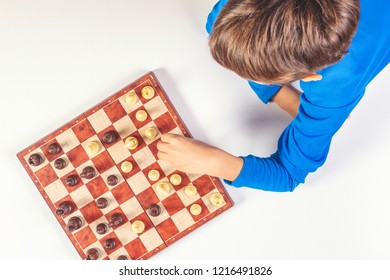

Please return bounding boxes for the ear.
[301,73,322,82]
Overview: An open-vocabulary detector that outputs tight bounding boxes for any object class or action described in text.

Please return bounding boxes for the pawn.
[102,130,118,144]
[47,143,61,154]
[131,220,145,234]
[156,182,170,194]
[108,213,123,227]
[135,110,148,122]
[65,217,82,232]
[54,158,67,169]
[96,223,108,235]
[120,161,133,173]
[86,248,99,260]
[104,238,116,249]
[85,141,100,154]
[28,153,43,166]
[190,204,202,216]
[56,201,72,216]
[80,166,96,179]
[124,136,138,150]
[124,92,138,104]
[106,175,118,186]
[96,197,108,209]
[65,175,78,187]
[148,204,161,217]
[184,185,197,197]
[148,170,160,182]
[170,174,182,186]
[144,127,157,140]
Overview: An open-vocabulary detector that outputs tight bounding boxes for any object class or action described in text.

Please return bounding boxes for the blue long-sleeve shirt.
[206,0,390,192]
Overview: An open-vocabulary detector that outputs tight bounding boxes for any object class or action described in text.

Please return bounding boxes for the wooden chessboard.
[16,72,234,260]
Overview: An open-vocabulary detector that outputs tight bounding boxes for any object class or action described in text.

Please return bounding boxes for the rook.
[141,86,155,99]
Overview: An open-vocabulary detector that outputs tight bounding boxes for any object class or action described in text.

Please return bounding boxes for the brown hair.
[209,0,360,84]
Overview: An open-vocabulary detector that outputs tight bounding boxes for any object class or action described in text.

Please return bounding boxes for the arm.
[157,91,358,192]
[157,134,243,182]
[271,85,301,118]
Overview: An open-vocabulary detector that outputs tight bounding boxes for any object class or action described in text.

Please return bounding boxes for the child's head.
[209,0,360,85]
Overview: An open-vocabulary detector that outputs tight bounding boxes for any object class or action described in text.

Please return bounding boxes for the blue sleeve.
[206,0,281,104]
[248,81,282,104]
[226,84,365,192]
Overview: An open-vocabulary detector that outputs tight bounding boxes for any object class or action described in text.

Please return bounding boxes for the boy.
[157,0,390,192]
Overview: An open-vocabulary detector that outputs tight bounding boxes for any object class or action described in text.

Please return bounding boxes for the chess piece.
[28,153,43,166]
[56,201,72,216]
[54,158,67,169]
[96,223,108,235]
[184,185,197,197]
[131,220,145,234]
[102,130,118,144]
[190,204,202,216]
[124,92,138,104]
[170,174,182,186]
[124,136,138,150]
[210,193,224,206]
[106,175,118,186]
[65,175,78,186]
[80,166,96,179]
[104,238,116,249]
[65,217,82,232]
[117,255,128,260]
[96,197,108,209]
[144,127,157,140]
[148,169,160,182]
[86,141,100,154]
[135,110,148,122]
[47,143,61,154]
[148,204,161,217]
[86,248,99,260]
[156,182,170,194]
[108,213,123,227]
[141,86,155,99]
[121,161,133,173]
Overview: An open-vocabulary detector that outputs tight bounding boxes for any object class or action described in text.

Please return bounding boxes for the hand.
[157,133,243,181]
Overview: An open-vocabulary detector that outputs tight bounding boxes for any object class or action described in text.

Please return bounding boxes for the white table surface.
[1,0,389,260]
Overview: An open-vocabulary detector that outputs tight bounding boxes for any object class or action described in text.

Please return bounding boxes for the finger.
[156,141,170,152]
[160,133,178,143]
[157,150,170,161]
